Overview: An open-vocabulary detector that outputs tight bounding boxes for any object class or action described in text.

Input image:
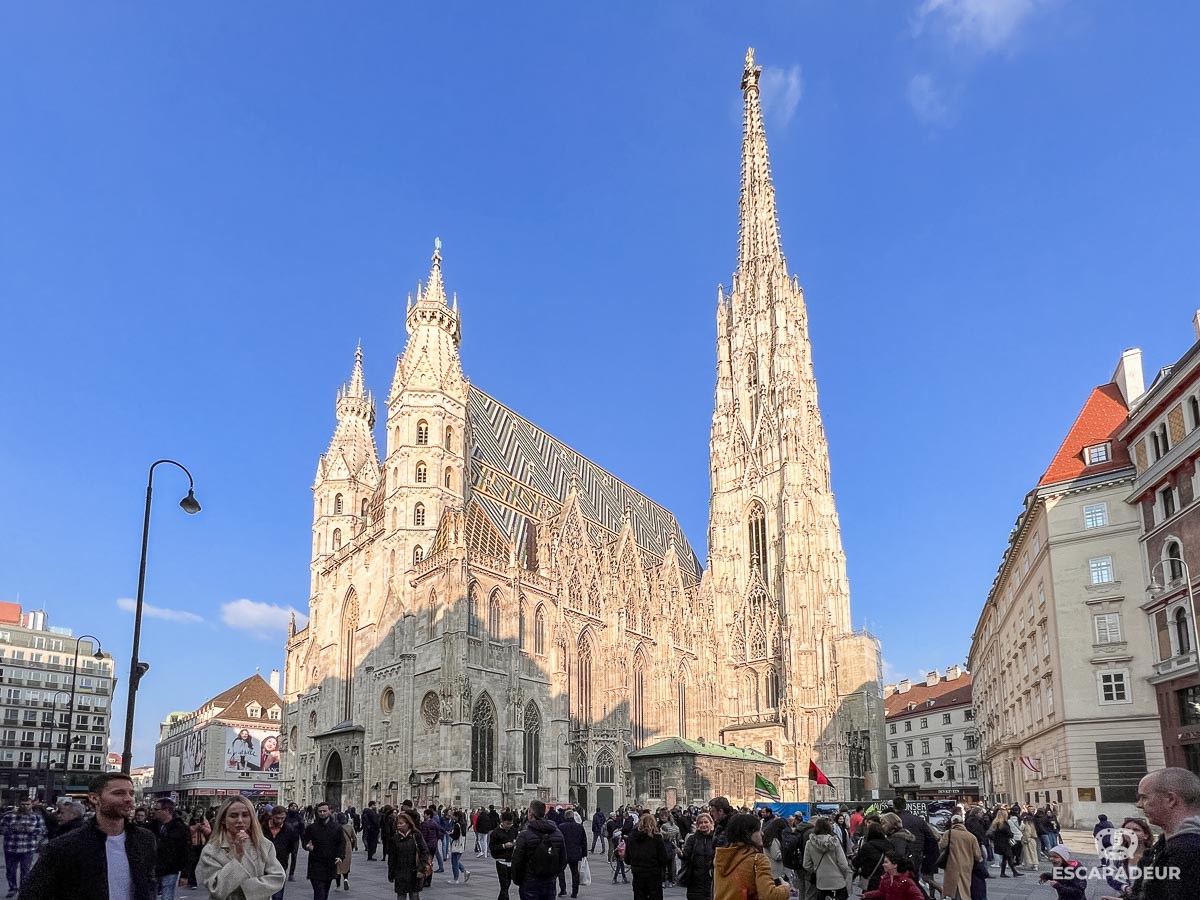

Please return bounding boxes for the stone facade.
[969,354,1165,827]
[628,738,783,809]
[281,49,882,813]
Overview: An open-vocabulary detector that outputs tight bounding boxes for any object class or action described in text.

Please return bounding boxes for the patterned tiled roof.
[1038,383,1131,486]
[204,674,283,721]
[466,386,703,580]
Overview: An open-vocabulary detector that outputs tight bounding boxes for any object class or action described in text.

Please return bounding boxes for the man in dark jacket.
[557,813,588,898]
[708,797,733,848]
[361,802,381,861]
[419,809,445,877]
[965,804,993,863]
[1137,767,1200,900]
[152,799,190,900]
[892,797,937,876]
[590,809,606,854]
[302,802,343,900]
[19,772,158,900]
[266,806,300,898]
[511,800,566,900]
[490,810,520,900]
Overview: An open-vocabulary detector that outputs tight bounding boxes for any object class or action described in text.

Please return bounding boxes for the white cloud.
[914,0,1046,50]
[116,597,204,624]
[907,73,950,125]
[221,598,308,639]
[758,65,804,128]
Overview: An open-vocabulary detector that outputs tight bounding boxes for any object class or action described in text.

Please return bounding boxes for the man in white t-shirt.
[18,772,157,900]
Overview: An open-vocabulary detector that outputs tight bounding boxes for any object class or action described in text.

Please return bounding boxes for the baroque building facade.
[281,49,883,813]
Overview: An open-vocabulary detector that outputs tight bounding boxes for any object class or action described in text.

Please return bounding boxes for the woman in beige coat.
[196,796,286,900]
[937,817,981,900]
[1020,812,1040,867]
[336,811,359,889]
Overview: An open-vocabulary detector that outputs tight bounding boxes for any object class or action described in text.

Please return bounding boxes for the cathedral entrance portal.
[576,787,587,815]
[325,751,344,810]
[596,786,613,815]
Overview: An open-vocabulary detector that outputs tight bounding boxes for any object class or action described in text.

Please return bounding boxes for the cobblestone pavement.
[181,831,1114,900]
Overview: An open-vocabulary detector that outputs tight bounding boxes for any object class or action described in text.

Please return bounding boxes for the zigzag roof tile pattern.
[466,385,703,581]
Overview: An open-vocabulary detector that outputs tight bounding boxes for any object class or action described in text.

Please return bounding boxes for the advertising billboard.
[224,727,281,774]
[181,730,206,777]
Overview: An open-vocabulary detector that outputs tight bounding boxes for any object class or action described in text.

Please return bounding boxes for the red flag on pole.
[808,760,831,786]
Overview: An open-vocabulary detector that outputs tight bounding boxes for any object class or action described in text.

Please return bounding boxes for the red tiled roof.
[0,603,21,625]
[206,674,282,721]
[885,674,973,719]
[1038,383,1131,487]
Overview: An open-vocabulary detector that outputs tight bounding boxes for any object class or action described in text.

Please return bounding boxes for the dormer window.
[267,706,281,721]
[1085,443,1111,465]
[246,703,261,719]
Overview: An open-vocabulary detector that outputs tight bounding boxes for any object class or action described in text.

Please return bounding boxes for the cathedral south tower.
[709,49,884,801]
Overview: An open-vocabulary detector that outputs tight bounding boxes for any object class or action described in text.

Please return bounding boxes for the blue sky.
[2,2,1199,765]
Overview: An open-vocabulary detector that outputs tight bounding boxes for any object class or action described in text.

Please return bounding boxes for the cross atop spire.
[738,47,784,275]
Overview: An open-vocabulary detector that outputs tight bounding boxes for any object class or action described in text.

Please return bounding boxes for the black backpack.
[526,831,559,878]
[779,823,811,872]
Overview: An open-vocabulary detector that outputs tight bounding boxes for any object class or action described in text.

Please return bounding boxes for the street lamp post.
[121,459,201,774]
[1149,556,1200,669]
[63,635,104,795]
[39,690,73,802]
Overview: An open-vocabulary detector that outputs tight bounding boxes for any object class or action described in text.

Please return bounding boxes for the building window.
[632,654,647,749]
[1176,608,1192,655]
[416,420,429,445]
[906,764,916,783]
[1084,503,1108,529]
[488,590,502,637]
[381,688,396,714]
[889,723,896,735]
[942,712,952,724]
[747,502,768,585]
[467,585,480,637]
[1089,556,1115,585]
[1178,685,1200,727]
[576,635,593,724]
[968,763,979,781]
[413,545,424,566]
[1094,613,1122,645]
[919,718,927,729]
[414,503,426,526]
[332,529,342,551]
[421,692,440,733]
[518,600,526,650]
[523,701,541,784]
[891,765,900,784]
[765,739,773,757]
[905,741,913,757]
[944,736,954,753]
[471,695,496,782]
[890,744,897,759]
[415,462,428,484]
[534,607,546,655]
[1166,542,1185,582]
[444,467,453,488]
[595,749,616,784]
[1191,397,1200,430]
[966,733,977,749]
[1161,487,1177,520]
[920,739,930,755]
[904,721,912,732]
[923,763,932,782]
[764,667,779,709]
[1099,671,1129,704]
[691,767,704,797]
[647,767,662,798]
[1085,443,1111,465]
[334,493,343,515]
[445,426,453,450]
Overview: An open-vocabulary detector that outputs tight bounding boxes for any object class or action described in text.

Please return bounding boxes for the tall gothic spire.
[323,344,379,480]
[738,47,784,275]
[416,237,447,307]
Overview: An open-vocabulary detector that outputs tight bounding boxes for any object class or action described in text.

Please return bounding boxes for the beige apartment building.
[885,667,978,802]
[969,351,1165,826]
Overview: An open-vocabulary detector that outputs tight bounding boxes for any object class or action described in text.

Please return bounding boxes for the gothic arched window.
[518,599,527,650]
[750,628,767,660]
[765,667,780,709]
[444,426,453,450]
[332,529,342,551]
[534,606,546,655]
[360,497,369,517]
[523,701,541,784]
[428,590,437,636]
[1177,607,1192,655]
[587,581,601,618]
[488,590,502,637]
[416,420,429,446]
[647,767,662,798]
[444,467,453,488]
[471,695,496,783]
[414,503,426,527]
[334,493,344,515]
[413,545,424,566]
[1167,540,1185,581]
[467,583,481,638]
[568,573,583,611]
[632,652,646,748]
[595,749,616,784]
[577,634,593,724]
[677,675,689,737]
[415,462,428,484]
[747,353,760,425]
[748,501,768,585]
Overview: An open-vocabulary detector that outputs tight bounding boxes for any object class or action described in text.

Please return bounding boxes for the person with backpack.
[879,814,918,876]
[679,812,716,900]
[779,814,815,898]
[612,820,630,884]
[511,800,567,900]
[803,818,853,900]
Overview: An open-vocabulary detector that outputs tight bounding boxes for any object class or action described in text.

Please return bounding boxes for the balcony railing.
[1152,650,1198,680]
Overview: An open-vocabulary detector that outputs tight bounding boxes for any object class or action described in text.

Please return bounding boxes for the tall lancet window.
[576,634,593,725]
[341,589,358,723]
[748,501,768,586]
[523,701,541,784]
[747,354,760,426]
[471,695,495,783]
[632,652,647,749]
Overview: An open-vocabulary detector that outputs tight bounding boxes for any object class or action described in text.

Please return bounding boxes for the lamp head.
[92,648,105,661]
[179,489,201,515]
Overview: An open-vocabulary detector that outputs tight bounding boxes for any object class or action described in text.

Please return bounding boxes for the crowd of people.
[0,765,1197,900]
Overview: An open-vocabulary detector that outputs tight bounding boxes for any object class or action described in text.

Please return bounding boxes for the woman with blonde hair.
[196,796,286,900]
[625,813,671,900]
[987,807,1022,876]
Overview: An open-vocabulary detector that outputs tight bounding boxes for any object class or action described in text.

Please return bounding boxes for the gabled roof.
[885,675,973,719]
[204,674,282,722]
[1038,383,1132,487]
[466,386,702,580]
[629,737,781,763]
